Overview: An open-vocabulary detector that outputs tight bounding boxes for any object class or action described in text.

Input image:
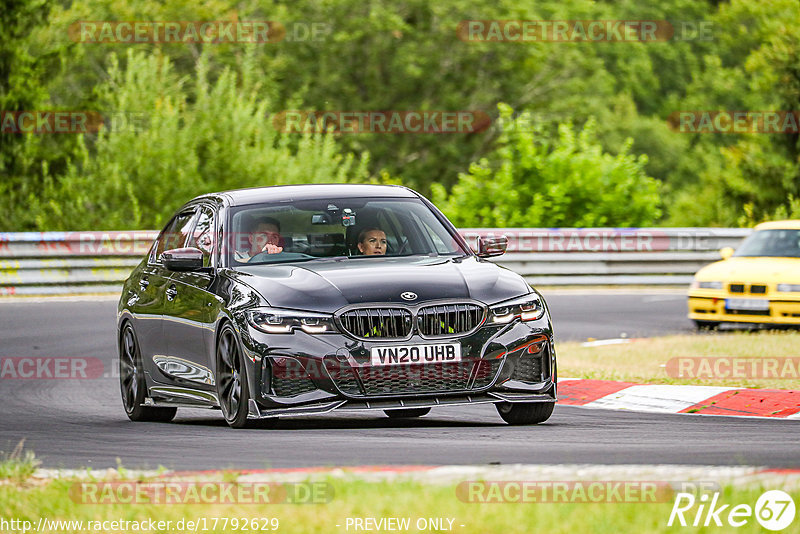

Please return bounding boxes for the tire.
[119,323,177,422]
[216,323,255,429]
[693,320,720,330]
[495,402,554,425]
[384,408,431,419]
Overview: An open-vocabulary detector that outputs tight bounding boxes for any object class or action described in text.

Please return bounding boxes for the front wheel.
[495,402,554,425]
[384,408,431,419]
[216,324,255,429]
[119,323,176,422]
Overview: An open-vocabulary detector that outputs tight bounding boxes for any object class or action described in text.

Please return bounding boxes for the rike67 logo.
[668,490,795,531]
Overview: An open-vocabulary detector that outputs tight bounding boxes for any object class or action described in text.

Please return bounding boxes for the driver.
[357,227,387,255]
[236,216,283,262]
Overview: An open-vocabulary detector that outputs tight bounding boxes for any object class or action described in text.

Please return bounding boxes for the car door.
[130,210,197,385]
[162,205,219,395]
[139,208,198,386]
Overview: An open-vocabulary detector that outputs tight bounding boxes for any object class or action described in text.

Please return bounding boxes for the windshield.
[226,197,466,265]
[734,229,800,258]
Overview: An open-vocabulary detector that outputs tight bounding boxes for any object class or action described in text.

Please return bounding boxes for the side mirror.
[719,247,734,260]
[161,247,204,272]
[476,235,508,258]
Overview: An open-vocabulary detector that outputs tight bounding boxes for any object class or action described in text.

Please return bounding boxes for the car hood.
[695,256,800,284]
[230,256,530,312]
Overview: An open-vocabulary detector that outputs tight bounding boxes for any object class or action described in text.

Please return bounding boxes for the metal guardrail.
[463,228,751,286]
[0,228,751,295]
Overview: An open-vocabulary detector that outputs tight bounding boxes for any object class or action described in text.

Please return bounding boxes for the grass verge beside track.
[557,331,800,389]
[1,469,798,533]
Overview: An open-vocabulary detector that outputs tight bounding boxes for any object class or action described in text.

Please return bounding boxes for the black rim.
[217,328,242,421]
[119,326,139,413]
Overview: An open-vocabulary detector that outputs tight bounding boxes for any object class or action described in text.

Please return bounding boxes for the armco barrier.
[0,228,751,295]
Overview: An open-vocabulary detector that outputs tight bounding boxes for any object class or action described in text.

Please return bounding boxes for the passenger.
[236,216,283,262]
[357,227,387,255]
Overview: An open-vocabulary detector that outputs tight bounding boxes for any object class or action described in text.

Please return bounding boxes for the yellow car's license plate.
[725,298,769,311]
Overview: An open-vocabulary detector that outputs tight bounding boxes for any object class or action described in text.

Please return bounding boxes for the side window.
[188,206,216,267]
[152,210,197,262]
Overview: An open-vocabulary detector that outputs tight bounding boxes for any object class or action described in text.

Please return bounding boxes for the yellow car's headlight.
[777,284,800,293]
[691,281,723,290]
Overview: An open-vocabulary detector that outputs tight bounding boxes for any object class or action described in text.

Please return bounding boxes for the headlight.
[777,284,800,293]
[488,295,544,324]
[247,307,337,334]
[691,281,723,290]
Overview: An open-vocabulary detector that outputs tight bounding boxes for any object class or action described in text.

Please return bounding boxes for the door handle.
[166,285,177,301]
[139,278,149,291]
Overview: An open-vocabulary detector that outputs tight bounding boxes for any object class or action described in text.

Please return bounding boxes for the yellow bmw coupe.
[688,220,800,328]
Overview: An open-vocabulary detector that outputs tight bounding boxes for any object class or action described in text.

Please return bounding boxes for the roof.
[193,184,417,207]
[754,220,800,230]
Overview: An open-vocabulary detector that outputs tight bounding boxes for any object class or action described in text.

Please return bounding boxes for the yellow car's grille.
[728,283,768,295]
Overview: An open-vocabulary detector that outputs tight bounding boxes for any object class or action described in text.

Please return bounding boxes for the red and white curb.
[558,378,800,419]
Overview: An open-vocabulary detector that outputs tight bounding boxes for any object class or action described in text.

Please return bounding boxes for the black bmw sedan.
[118,184,557,428]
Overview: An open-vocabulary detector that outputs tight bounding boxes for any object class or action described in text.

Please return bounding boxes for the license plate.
[370,343,461,366]
[725,298,769,311]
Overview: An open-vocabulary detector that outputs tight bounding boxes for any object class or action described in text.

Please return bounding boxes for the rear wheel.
[119,323,176,422]
[216,324,255,429]
[384,408,431,419]
[495,402,554,425]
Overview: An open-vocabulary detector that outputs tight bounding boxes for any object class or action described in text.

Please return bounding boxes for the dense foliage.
[1,0,799,230]
[432,106,660,227]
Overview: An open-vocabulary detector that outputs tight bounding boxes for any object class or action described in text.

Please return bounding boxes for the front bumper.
[247,390,557,418]
[239,318,556,415]
[688,291,800,324]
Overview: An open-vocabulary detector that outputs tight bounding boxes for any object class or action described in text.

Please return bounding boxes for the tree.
[431,105,661,227]
[31,49,374,230]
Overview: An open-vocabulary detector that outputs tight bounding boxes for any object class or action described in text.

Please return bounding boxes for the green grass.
[1,475,797,533]
[0,441,40,484]
[556,330,800,389]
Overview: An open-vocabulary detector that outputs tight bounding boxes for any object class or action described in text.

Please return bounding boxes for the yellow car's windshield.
[734,229,800,258]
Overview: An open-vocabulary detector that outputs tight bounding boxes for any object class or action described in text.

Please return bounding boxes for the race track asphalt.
[0,293,797,470]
